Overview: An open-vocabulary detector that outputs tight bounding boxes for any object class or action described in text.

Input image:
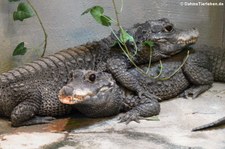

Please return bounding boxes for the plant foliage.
[13,2,34,21]
[12,42,27,56]
[82,6,112,26]
[9,0,47,57]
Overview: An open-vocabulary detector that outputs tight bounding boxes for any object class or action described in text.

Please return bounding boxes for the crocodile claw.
[180,85,212,99]
[185,89,199,98]
[179,89,198,99]
[118,112,143,124]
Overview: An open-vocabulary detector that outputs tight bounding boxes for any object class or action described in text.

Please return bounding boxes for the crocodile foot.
[118,111,143,124]
[180,85,211,99]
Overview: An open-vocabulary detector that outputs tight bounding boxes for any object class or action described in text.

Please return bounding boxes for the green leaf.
[143,40,154,47]
[13,42,27,56]
[82,6,111,27]
[119,28,134,43]
[90,6,104,21]
[90,6,111,26]
[8,0,20,2]
[99,15,111,26]
[13,2,34,21]
[145,116,160,121]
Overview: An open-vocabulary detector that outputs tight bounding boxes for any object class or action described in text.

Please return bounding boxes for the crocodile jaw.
[58,86,113,105]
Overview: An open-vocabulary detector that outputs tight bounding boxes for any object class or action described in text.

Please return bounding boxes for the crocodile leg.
[107,57,161,100]
[10,96,54,127]
[119,94,160,124]
[182,52,214,98]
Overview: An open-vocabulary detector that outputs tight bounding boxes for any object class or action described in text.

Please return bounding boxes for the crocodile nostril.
[61,86,73,96]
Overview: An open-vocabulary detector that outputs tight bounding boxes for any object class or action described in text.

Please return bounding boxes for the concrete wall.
[0,0,224,72]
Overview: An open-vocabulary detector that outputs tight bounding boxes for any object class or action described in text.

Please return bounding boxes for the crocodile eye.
[89,74,96,82]
[164,25,173,32]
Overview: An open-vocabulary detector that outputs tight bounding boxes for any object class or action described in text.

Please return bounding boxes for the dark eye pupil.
[89,74,96,82]
[165,25,173,32]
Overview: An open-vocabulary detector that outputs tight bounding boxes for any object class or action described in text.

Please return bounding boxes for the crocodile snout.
[58,85,94,105]
[59,86,73,97]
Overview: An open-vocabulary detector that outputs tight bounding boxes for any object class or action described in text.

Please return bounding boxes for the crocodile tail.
[0,42,104,86]
[192,116,225,131]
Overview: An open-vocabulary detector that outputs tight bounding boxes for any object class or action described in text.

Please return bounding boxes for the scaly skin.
[128,45,225,130]
[107,18,198,99]
[0,18,198,126]
[59,45,225,129]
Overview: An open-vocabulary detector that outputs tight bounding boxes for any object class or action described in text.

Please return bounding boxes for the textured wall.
[0,0,224,72]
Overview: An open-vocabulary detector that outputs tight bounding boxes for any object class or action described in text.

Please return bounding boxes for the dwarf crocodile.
[58,62,188,123]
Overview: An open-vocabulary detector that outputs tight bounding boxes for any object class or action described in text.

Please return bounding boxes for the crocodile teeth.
[73,95,85,101]
[177,37,197,45]
[59,96,77,105]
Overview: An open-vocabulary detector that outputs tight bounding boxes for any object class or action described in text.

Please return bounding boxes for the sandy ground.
[0,83,225,149]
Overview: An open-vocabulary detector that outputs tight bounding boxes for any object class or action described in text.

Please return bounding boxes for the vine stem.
[111,0,135,59]
[26,0,47,57]
[112,0,121,28]
[160,50,190,80]
[146,47,153,74]
[119,0,124,13]
[111,0,155,78]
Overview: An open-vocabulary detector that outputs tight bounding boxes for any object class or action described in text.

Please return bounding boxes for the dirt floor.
[0,83,225,149]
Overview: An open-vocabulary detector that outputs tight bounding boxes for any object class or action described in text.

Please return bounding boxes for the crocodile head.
[58,70,122,117]
[128,18,199,59]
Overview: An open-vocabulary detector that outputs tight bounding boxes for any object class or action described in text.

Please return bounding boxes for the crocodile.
[0,18,198,126]
[59,45,225,129]
[58,61,188,123]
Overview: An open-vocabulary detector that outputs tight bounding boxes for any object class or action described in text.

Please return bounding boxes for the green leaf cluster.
[82,6,112,27]
[9,0,46,56]
[13,2,34,21]
[10,1,34,56]
[82,5,136,46]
